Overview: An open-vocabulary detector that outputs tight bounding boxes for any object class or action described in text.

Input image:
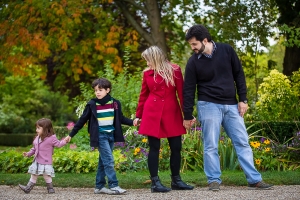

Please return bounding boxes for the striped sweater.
[96,99,115,133]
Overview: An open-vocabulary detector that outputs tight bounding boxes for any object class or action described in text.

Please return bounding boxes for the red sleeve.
[171,64,184,110]
[136,72,150,118]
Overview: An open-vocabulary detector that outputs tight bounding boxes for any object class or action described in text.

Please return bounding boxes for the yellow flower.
[265,147,271,152]
[134,147,141,153]
[255,159,261,165]
[264,139,270,145]
[134,152,137,155]
[142,138,148,143]
[250,141,261,148]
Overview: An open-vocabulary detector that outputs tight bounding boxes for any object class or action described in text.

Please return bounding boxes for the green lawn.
[1,170,299,189]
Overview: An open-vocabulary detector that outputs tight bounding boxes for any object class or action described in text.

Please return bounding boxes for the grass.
[1,170,299,189]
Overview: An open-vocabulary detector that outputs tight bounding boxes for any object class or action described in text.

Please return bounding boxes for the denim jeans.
[95,132,118,189]
[197,101,262,184]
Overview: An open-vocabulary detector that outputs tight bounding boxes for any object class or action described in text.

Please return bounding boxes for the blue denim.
[197,101,262,184]
[95,132,118,189]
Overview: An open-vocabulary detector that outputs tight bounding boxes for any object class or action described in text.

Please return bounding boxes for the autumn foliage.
[0,0,140,90]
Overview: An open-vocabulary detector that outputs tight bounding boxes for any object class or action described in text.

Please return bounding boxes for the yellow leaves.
[94,39,101,51]
[106,47,117,54]
[83,64,92,74]
[111,56,122,72]
[61,41,68,51]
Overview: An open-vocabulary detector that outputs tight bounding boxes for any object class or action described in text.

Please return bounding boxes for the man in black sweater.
[183,24,273,191]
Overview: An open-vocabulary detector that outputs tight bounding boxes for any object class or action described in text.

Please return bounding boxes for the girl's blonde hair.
[35,118,55,141]
[141,46,176,86]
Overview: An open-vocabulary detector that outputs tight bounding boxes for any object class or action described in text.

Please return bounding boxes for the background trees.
[0,0,299,133]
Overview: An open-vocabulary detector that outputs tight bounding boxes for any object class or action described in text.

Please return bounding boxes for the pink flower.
[67,122,75,130]
[70,144,77,149]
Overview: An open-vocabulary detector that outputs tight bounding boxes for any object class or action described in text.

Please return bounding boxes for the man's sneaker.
[208,182,220,191]
[94,187,117,194]
[110,186,127,194]
[248,181,273,190]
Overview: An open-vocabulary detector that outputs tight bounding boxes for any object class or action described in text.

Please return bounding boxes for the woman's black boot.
[171,175,194,190]
[150,176,172,193]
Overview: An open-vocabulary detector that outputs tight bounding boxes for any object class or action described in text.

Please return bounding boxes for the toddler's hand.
[22,152,27,157]
[65,136,71,143]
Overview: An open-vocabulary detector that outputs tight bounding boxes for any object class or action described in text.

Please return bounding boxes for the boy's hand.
[65,136,71,143]
[22,152,28,157]
[133,118,140,126]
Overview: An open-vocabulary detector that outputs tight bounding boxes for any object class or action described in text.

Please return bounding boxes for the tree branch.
[114,0,154,45]
[122,0,148,14]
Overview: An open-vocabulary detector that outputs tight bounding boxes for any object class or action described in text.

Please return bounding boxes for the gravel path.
[1,185,300,200]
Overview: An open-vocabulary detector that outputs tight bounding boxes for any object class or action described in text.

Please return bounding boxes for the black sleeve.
[69,103,91,137]
[230,46,247,101]
[117,100,134,126]
[183,57,197,120]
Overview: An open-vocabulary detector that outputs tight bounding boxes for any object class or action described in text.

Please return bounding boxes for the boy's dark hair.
[185,24,212,42]
[92,78,112,92]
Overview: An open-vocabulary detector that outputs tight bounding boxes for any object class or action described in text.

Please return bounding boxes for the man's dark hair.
[185,24,212,42]
[92,78,112,92]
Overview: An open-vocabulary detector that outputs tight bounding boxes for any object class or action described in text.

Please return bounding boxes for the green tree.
[273,0,300,76]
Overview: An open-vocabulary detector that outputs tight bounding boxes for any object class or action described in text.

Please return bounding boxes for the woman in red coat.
[136,46,194,193]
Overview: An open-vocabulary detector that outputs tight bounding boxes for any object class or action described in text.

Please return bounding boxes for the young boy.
[65,78,138,195]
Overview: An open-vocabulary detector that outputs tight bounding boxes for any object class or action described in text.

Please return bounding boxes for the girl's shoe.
[19,181,35,193]
[46,182,55,193]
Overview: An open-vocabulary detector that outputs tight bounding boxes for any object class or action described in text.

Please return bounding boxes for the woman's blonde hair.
[141,46,175,86]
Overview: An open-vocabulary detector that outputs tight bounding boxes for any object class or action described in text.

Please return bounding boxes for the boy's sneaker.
[110,186,127,194]
[248,181,273,190]
[94,187,117,194]
[208,182,220,191]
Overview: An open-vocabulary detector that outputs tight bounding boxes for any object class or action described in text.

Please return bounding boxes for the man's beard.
[194,41,205,54]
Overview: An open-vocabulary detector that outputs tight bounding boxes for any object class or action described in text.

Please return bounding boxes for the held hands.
[133,118,141,126]
[183,116,196,130]
[64,136,71,143]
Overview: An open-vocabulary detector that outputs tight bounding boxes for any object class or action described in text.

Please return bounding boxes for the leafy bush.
[255,69,300,121]
[0,75,75,133]
[73,60,142,118]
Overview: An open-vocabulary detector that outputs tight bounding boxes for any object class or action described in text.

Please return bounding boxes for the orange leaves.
[111,56,123,72]
[29,33,51,59]
[94,39,101,51]
[106,47,118,54]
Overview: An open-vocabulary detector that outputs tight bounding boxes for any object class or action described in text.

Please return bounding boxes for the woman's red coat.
[136,64,186,138]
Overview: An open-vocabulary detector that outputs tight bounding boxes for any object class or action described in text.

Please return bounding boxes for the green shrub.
[255,69,300,121]
[0,75,75,133]
[0,134,35,147]
[245,121,300,143]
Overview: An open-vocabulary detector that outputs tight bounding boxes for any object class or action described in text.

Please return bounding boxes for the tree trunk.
[114,0,168,54]
[283,46,300,76]
[144,0,168,54]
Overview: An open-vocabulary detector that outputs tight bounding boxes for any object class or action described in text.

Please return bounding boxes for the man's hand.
[238,102,248,118]
[183,117,196,130]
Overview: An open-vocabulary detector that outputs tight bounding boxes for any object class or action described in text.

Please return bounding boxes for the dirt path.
[1,185,300,200]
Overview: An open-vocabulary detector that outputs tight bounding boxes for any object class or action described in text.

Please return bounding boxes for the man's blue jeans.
[95,132,118,189]
[197,101,262,184]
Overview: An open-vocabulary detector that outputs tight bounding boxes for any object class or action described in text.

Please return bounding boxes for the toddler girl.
[19,118,68,194]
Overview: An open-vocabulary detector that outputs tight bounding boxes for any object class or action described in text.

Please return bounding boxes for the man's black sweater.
[183,42,247,120]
